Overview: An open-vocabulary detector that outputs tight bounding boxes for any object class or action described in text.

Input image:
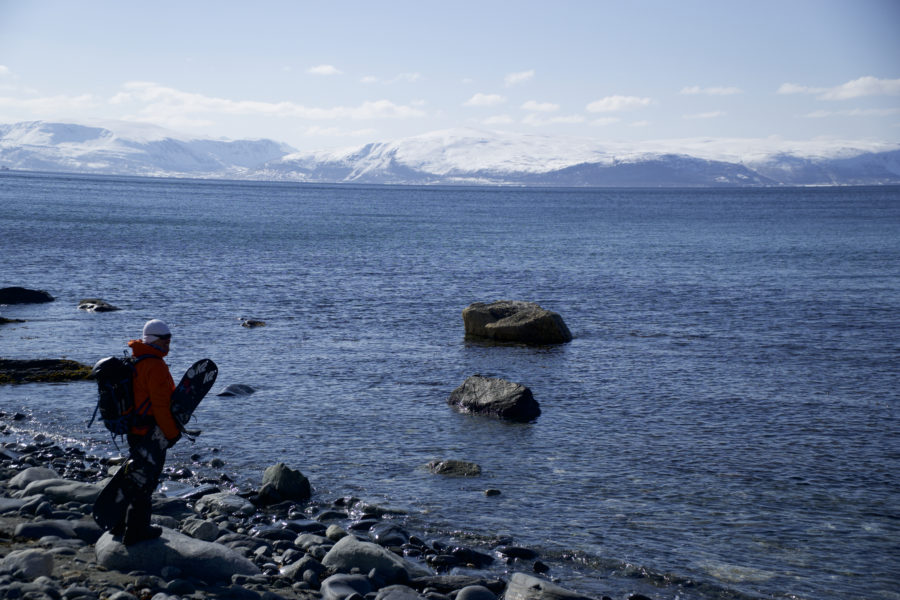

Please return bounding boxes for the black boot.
[122,495,162,545]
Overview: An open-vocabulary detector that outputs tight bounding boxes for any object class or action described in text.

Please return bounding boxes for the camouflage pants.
[117,427,168,533]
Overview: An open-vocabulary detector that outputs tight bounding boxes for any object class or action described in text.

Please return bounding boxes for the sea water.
[1,171,898,600]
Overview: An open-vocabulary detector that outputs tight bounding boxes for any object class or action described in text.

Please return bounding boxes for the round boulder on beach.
[462,301,572,345]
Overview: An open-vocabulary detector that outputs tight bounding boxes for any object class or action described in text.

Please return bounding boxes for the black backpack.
[89,354,159,437]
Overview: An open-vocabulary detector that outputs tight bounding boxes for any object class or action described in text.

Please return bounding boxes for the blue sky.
[1,0,898,152]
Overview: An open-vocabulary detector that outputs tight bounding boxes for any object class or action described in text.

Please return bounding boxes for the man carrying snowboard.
[116,318,181,544]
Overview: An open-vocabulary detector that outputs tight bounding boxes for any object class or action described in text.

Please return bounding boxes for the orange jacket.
[127,340,179,440]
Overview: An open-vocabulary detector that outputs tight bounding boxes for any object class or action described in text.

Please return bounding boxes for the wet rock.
[462,301,572,345]
[498,546,539,560]
[77,298,120,312]
[216,384,257,396]
[503,572,594,600]
[448,375,540,422]
[370,521,410,547]
[322,535,432,583]
[260,462,311,503]
[0,359,92,384]
[0,287,54,304]
[241,319,267,328]
[426,460,482,477]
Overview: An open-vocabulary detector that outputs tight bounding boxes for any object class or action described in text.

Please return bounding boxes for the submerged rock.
[216,383,256,396]
[427,459,482,477]
[0,287,54,304]
[0,359,92,384]
[462,301,572,345]
[77,298,121,312]
[448,375,541,422]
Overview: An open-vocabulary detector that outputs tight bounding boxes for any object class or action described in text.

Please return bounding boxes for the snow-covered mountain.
[2,120,899,186]
[0,121,293,178]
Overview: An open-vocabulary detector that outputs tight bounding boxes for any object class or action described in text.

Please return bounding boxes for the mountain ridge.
[2,120,899,187]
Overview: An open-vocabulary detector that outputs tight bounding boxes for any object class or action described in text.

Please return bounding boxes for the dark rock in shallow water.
[216,383,256,396]
[0,287,54,304]
[370,521,410,547]
[447,375,541,422]
[0,359,92,384]
[462,300,572,345]
[77,298,120,312]
[259,462,311,503]
[427,459,482,477]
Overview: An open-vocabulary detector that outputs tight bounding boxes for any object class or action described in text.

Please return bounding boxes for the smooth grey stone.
[9,467,59,489]
[0,548,54,578]
[455,585,496,600]
[321,535,432,583]
[95,528,259,582]
[320,574,371,600]
[503,573,594,600]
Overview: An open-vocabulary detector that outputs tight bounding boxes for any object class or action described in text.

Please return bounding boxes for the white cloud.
[591,117,621,126]
[109,82,426,124]
[683,111,726,119]
[361,72,422,85]
[680,85,742,96]
[0,65,10,77]
[483,114,514,125]
[778,76,900,100]
[804,107,900,118]
[521,100,559,112]
[586,95,652,112]
[307,65,342,76]
[305,125,378,138]
[463,93,507,107]
[504,70,535,86]
[522,113,585,126]
[820,76,900,100]
[0,93,99,113]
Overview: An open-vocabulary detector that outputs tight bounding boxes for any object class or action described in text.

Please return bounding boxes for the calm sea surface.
[1,171,898,600]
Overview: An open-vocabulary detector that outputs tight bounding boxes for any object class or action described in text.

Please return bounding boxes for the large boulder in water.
[259,462,311,503]
[462,301,571,345]
[0,287,54,304]
[448,375,540,422]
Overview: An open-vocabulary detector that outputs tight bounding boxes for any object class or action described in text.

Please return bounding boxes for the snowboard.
[92,358,218,532]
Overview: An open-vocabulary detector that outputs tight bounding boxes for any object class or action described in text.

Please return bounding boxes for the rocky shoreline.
[0,414,622,600]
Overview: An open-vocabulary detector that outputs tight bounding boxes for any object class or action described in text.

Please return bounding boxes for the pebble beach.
[0,411,611,600]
